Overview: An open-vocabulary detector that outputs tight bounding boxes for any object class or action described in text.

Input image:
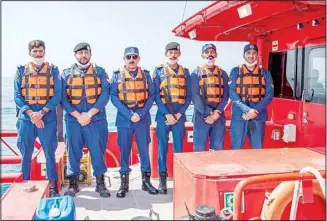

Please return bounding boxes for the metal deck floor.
[60,165,174,220]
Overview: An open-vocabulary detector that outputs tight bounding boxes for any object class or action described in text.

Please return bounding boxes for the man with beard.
[110,46,158,198]
[14,40,61,197]
[153,42,192,194]
[229,44,274,149]
[191,44,229,152]
[61,42,111,198]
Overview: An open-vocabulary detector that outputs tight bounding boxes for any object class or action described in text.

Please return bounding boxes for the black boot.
[49,180,60,197]
[64,175,80,197]
[116,173,129,198]
[95,174,110,198]
[141,172,158,195]
[158,172,167,194]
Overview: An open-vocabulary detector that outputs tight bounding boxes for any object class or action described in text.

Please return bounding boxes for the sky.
[2,1,248,78]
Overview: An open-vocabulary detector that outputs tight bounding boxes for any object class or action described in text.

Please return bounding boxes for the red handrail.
[0,131,42,157]
[0,131,18,137]
[0,156,21,164]
[0,173,21,183]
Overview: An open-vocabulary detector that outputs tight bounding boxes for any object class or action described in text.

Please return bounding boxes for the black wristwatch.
[39,109,47,115]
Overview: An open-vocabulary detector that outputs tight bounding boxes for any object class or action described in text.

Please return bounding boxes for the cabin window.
[307,47,325,104]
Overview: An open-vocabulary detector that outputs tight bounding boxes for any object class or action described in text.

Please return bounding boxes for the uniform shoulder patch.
[153,66,163,79]
[152,71,157,79]
[109,76,115,84]
[113,69,121,77]
[155,64,164,70]
[228,75,233,85]
[62,68,72,77]
[16,65,24,78]
[231,67,239,74]
[17,65,24,72]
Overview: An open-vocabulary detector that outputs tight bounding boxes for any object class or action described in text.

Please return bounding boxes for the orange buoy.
[260,180,325,220]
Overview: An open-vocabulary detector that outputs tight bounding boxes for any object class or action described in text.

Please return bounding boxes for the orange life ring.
[260,180,325,220]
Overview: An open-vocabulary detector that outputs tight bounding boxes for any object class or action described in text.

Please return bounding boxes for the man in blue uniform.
[14,40,62,197]
[191,44,229,152]
[110,46,158,198]
[229,44,274,149]
[61,42,111,197]
[153,42,192,194]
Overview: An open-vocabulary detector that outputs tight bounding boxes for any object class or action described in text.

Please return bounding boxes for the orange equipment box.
[149,122,195,179]
[173,148,325,220]
[149,121,288,179]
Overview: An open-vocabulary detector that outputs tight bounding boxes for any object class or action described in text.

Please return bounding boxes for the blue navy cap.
[74,42,91,53]
[202,43,216,53]
[244,44,258,54]
[124,47,139,56]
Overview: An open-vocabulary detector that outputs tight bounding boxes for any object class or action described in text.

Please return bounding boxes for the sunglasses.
[125,55,139,60]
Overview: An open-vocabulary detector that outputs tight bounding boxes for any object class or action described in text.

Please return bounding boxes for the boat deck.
[60,164,174,220]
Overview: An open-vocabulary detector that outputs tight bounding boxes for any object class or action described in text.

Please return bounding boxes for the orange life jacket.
[236,64,266,103]
[117,67,149,108]
[21,62,54,105]
[159,65,186,104]
[199,65,224,103]
[66,64,102,105]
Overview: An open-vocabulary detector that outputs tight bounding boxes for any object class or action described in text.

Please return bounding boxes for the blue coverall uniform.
[14,63,62,181]
[61,63,110,177]
[191,67,229,151]
[229,65,274,149]
[110,69,155,174]
[153,65,192,173]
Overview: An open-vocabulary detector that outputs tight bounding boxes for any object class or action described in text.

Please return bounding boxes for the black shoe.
[158,172,167,194]
[95,174,110,198]
[64,175,80,197]
[141,172,158,195]
[116,173,129,198]
[49,180,60,197]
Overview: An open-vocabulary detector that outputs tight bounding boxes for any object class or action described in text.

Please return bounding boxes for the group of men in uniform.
[14,40,273,198]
